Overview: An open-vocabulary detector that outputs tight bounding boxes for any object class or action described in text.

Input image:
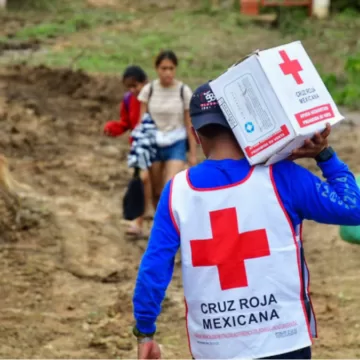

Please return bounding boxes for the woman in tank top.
[138,50,197,209]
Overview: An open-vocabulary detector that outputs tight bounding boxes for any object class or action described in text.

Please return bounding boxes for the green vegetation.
[0,0,359,108]
[322,54,360,110]
[276,8,360,109]
[6,0,82,11]
[13,11,134,40]
[331,0,360,12]
[2,7,276,85]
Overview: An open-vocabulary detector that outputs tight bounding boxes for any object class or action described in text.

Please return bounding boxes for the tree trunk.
[0,0,6,9]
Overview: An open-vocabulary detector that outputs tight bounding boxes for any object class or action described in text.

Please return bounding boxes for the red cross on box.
[279,50,304,85]
[190,207,270,291]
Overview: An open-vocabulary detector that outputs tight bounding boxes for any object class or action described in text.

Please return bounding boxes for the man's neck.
[207,141,245,161]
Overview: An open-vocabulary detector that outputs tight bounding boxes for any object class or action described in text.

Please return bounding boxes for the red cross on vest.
[190,207,270,291]
[279,50,304,85]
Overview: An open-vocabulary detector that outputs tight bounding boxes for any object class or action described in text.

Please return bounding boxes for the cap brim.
[192,113,230,131]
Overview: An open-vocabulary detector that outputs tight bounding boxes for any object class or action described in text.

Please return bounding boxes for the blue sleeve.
[132,180,180,334]
[275,152,360,226]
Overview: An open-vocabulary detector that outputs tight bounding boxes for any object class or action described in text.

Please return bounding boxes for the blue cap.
[190,82,230,131]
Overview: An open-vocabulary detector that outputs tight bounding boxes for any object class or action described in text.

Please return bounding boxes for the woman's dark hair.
[155,50,178,68]
[122,65,147,83]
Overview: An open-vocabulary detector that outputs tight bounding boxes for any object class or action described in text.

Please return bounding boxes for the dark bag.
[123,167,145,221]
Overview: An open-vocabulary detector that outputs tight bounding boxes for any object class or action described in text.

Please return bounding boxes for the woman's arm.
[137,83,151,123]
[184,109,197,166]
[138,102,148,123]
[182,85,197,166]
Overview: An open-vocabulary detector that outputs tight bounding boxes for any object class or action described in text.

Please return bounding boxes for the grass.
[6,0,84,11]
[2,7,284,87]
[321,53,360,109]
[0,0,360,107]
[11,10,135,40]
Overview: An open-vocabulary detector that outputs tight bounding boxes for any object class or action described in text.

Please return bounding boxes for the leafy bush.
[7,0,58,10]
[322,54,360,109]
[7,0,81,11]
[331,0,360,12]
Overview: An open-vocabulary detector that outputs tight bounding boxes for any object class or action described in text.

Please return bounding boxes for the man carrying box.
[132,82,360,360]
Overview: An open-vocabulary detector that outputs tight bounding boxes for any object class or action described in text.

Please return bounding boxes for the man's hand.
[288,123,331,161]
[137,338,161,360]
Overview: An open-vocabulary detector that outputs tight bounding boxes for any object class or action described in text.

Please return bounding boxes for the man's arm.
[284,152,360,225]
[133,180,180,334]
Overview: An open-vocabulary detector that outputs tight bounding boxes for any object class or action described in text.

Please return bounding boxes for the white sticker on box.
[217,97,238,129]
[223,73,277,143]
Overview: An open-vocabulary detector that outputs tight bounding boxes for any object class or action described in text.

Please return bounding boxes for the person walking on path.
[137,50,197,209]
[103,65,152,236]
[132,82,360,359]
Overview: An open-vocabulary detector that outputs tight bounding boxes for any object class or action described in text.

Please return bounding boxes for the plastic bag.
[339,174,360,245]
[123,168,145,221]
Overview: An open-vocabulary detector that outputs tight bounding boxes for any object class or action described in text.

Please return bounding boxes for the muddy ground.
[0,62,360,359]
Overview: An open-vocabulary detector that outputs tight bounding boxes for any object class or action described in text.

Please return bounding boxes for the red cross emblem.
[279,50,304,85]
[190,207,270,291]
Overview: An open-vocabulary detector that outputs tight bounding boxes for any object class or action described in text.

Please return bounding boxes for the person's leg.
[141,169,153,219]
[149,161,165,210]
[164,160,185,184]
[163,140,187,184]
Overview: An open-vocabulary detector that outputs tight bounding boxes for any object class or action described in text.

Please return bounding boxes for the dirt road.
[0,64,360,359]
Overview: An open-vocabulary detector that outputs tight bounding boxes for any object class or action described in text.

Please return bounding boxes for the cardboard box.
[209,40,344,165]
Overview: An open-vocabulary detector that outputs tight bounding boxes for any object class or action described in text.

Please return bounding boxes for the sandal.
[125,223,144,238]
[143,213,154,221]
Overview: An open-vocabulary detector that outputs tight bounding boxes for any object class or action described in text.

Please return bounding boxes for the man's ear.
[191,127,200,145]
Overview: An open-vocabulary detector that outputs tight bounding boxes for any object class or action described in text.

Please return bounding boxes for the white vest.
[170,165,315,359]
